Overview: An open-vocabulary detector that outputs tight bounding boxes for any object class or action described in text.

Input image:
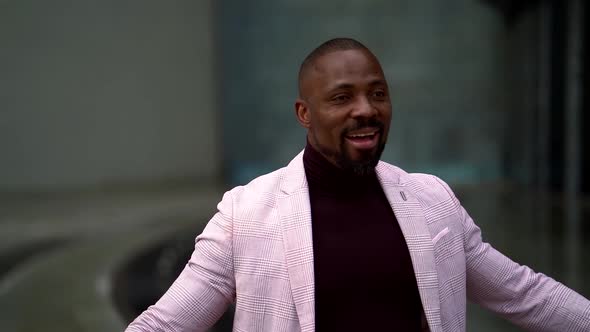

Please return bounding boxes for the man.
[126,38,590,331]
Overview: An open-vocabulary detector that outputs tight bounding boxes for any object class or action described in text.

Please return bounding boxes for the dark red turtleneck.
[303,142,423,331]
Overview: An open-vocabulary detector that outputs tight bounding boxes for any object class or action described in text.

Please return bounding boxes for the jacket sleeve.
[435,178,590,331]
[125,191,236,332]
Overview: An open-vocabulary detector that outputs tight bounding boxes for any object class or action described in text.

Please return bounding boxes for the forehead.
[299,49,387,98]
[305,49,386,91]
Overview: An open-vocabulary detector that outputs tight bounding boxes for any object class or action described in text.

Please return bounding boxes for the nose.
[351,96,378,118]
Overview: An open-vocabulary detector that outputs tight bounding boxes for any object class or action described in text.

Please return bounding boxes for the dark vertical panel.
[548,0,567,191]
[581,1,590,194]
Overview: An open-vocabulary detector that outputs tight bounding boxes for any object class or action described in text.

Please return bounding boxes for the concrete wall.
[1,0,538,191]
[218,0,511,185]
[0,0,218,192]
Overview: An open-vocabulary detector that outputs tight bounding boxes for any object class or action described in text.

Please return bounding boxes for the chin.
[340,142,386,174]
[348,148,380,163]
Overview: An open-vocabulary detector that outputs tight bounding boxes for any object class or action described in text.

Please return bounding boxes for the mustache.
[341,118,384,136]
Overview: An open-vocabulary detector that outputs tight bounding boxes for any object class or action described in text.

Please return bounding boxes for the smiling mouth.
[344,130,380,150]
[346,131,378,139]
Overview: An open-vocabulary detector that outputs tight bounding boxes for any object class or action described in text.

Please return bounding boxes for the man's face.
[296,49,392,175]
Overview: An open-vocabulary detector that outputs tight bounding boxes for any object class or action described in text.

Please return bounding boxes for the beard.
[314,118,386,176]
[337,141,385,176]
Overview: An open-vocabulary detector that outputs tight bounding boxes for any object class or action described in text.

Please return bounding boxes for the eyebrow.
[328,83,355,92]
[327,79,388,93]
[368,79,388,87]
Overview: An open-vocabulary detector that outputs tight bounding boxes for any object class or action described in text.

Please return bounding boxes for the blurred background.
[0,0,588,331]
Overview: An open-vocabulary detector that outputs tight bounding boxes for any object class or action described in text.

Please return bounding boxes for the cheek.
[328,125,345,143]
[315,118,340,137]
[318,128,340,145]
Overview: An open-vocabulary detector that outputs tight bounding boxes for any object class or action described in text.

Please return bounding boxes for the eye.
[331,94,351,104]
[372,90,387,100]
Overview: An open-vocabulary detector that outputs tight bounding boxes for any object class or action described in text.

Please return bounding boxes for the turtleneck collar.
[303,140,380,195]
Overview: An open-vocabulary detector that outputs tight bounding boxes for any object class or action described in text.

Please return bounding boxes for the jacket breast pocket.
[431,226,462,264]
[432,227,450,245]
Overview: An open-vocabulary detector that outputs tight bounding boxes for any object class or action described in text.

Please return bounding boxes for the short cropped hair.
[298,38,371,96]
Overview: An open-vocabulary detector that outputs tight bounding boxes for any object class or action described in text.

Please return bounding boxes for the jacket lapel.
[376,163,443,332]
[275,153,443,332]
[278,152,315,332]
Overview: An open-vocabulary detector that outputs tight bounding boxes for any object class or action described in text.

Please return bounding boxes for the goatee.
[336,141,385,176]
[312,118,387,176]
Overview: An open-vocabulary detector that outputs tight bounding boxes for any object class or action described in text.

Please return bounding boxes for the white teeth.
[349,131,376,138]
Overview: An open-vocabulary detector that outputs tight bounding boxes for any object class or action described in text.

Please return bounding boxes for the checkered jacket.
[126,151,590,331]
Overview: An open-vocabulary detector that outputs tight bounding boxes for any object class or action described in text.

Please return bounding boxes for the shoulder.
[221,166,288,211]
[223,151,306,207]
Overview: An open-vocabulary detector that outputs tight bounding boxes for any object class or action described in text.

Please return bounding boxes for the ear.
[295,98,311,129]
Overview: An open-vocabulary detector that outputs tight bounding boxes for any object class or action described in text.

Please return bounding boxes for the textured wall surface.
[218,0,511,185]
[1,0,218,192]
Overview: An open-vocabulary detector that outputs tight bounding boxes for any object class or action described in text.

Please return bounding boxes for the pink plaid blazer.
[126,152,590,331]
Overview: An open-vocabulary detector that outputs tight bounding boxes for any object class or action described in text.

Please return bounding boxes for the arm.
[460,205,590,331]
[435,178,590,331]
[125,191,236,332]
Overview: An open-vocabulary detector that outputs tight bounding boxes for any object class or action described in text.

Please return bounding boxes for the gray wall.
[1,0,537,191]
[218,0,510,185]
[1,0,218,192]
